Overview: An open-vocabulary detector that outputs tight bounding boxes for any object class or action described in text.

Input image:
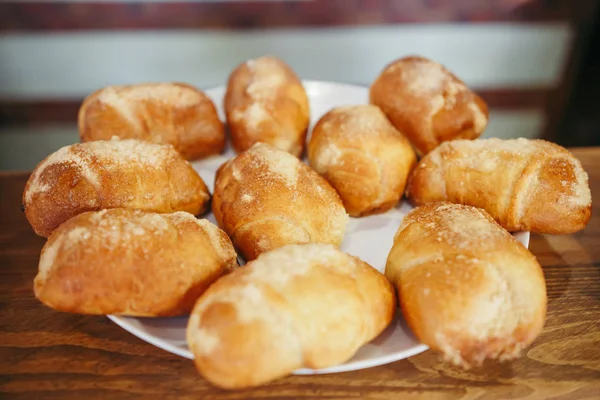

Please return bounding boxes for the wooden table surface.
[1,147,599,400]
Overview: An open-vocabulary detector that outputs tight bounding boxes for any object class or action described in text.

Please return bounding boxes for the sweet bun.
[406,138,592,234]
[187,243,395,389]
[385,203,547,368]
[224,56,309,157]
[212,143,348,261]
[370,56,488,155]
[307,105,416,216]
[34,209,238,316]
[79,83,225,160]
[23,138,210,237]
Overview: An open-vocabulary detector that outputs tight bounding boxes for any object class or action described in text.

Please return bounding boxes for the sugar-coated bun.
[35,209,238,317]
[187,243,395,389]
[23,138,210,237]
[406,138,592,234]
[385,203,547,368]
[308,104,416,216]
[79,83,225,160]
[370,56,488,155]
[224,56,310,157]
[212,143,348,261]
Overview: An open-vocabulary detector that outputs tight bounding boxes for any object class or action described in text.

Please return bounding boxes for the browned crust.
[406,138,592,234]
[187,243,395,389]
[307,105,417,216]
[212,143,348,261]
[385,203,547,368]
[370,55,489,156]
[34,209,238,317]
[78,82,225,161]
[22,139,211,237]
[223,56,309,157]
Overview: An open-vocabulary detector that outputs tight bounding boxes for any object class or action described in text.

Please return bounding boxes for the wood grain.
[1,148,600,399]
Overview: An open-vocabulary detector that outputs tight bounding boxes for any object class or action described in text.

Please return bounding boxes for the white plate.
[108,80,530,375]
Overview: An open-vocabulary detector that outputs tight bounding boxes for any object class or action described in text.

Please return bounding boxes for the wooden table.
[1,148,599,400]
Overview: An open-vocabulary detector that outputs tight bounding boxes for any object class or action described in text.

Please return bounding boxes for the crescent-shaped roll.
[212,143,348,261]
[23,138,210,237]
[224,56,310,157]
[78,83,225,160]
[385,203,547,368]
[406,138,592,234]
[187,243,396,389]
[370,56,488,155]
[34,209,238,316]
[307,105,417,216]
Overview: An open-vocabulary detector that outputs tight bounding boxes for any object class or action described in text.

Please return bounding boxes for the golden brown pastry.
[406,138,592,234]
[307,105,417,216]
[370,55,488,155]
[385,203,547,368]
[35,209,238,316]
[212,143,348,261]
[23,138,210,237]
[187,243,395,389]
[78,83,225,160]
[224,56,309,157]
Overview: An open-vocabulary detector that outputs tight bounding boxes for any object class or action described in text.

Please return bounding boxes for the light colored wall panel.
[0,23,572,99]
[481,110,545,140]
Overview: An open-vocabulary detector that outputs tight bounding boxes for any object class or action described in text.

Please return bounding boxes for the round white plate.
[108,80,530,375]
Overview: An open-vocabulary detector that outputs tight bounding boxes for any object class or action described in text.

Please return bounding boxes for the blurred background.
[0,0,598,171]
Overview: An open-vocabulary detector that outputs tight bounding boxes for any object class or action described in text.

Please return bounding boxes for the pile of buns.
[23,55,592,390]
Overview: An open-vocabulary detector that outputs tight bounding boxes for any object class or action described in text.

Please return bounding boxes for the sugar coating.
[97,83,202,108]
[215,143,348,261]
[250,144,300,187]
[401,60,447,94]
[245,57,289,100]
[310,104,413,212]
[25,139,175,203]
[246,243,338,286]
[195,218,236,266]
[93,84,202,130]
[377,57,488,150]
[36,210,223,288]
[192,280,302,358]
[312,106,401,170]
[400,203,510,254]
[393,203,542,367]
[191,244,365,357]
[25,145,101,203]
[438,138,591,209]
[233,57,291,129]
[327,105,394,136]
[241,194,254,202]
[231,102,270,130]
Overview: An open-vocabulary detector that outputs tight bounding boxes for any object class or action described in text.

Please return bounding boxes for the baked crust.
[187,243,395,389]
[370,56,488,155]
[23,138,210,237]
[224,56,309,157]
[79,83,225,160]
[406,138,592,234]
[308,105,416,216]
[385,203,547,368]
[35,209,238,316]
[212,143,348,261]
